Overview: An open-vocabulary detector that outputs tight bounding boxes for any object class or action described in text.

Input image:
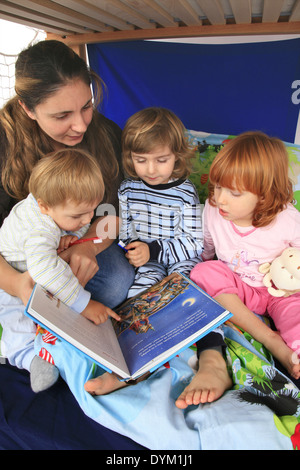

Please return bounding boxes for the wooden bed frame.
[1,1,300,57]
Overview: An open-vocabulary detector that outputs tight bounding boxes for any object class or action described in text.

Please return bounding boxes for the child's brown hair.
[29,148,104,207]
[208,131,294,227]
[122,107,194,180]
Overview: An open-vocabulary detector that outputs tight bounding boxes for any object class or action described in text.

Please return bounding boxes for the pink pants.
[190,260,300,354]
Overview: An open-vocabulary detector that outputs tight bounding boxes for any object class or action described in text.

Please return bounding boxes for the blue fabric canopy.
[88,38,300,142]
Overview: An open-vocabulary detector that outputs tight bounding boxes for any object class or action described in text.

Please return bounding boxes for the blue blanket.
[34,321,300,450]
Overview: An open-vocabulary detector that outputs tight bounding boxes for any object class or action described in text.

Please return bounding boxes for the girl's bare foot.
[214,293,300,381]
[285,354,300,380]
[175,349,232,409]
[84,372,127,395]
[266,333,300,380]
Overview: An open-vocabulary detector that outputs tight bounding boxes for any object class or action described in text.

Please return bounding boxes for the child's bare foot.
[287,356,300,380]
[291,351,300,379]
[84,372,127,395]
[262,330,300,380]
[175,349,232,409]
[275,344,300,380]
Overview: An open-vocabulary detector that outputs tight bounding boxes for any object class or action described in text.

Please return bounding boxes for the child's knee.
[190,260,219,284]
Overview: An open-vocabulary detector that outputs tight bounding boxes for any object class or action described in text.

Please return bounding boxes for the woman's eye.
[55,114,67,120]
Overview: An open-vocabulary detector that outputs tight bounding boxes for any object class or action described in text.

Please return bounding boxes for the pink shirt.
[202,201,300,287]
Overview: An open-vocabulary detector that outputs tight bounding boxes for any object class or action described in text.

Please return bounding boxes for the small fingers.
[108,309,121,322]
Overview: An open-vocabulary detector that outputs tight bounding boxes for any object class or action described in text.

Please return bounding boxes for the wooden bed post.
[70,44,87,62]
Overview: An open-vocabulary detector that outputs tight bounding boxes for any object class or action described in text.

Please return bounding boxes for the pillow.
[187,129,300,210]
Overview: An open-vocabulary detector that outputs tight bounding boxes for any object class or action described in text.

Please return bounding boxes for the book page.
[113,273,229,376]
[28,285,130,377]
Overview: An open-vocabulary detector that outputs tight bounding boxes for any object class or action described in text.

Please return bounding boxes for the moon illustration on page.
[182,298,196,307]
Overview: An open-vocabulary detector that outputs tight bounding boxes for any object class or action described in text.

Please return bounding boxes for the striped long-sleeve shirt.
[118,178,203,266]
[0,193,91,312]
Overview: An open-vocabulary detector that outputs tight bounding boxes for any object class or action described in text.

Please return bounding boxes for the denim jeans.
[86,242,135,308]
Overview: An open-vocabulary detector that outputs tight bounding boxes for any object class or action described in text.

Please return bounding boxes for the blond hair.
[29,148,104,207]
[208,131,294,227]
[122,107,194,179]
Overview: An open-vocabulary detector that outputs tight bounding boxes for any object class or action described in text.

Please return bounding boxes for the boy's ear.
[37,199,50,215]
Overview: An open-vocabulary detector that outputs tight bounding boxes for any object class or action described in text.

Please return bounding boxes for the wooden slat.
[6,0,113,32]
[0,10,76,34]
[158,0,202,25]
[196,0,226,25]
[52,0,134,30]
[290,0,300,21]
[0,1,96,33]
[262,0,284,23]
[136,0,178,25]
[46,20,300,46]
[229,0,251,24]
[1,0,299,42]
[87,0,155,29]
[123,0,178,27]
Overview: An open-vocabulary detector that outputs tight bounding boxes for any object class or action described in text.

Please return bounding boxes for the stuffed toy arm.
[259,248,300,297]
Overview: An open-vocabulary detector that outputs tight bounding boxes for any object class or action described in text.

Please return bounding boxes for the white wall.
[0,19,46,107]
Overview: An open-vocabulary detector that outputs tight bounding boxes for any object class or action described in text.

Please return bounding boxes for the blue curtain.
[88,38,300,142]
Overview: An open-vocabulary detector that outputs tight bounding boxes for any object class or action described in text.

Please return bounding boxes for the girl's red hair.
[208,131,294,227]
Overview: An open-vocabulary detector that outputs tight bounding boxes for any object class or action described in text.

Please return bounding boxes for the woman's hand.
[59,215,120,286]
[59,241,99,287]
[125,241,150,267]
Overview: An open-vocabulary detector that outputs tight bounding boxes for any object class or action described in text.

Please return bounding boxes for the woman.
[0,40,135,390]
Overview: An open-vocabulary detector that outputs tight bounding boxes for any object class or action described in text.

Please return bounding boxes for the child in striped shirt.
[0,148,120,392]
[119,107,203,297]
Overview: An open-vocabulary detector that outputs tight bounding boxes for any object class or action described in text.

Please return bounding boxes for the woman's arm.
[0,255,34,305]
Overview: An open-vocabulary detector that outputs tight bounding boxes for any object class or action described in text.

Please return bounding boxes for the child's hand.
[81,299,121,325]
[57,235,79,254]
[125,241,150,267]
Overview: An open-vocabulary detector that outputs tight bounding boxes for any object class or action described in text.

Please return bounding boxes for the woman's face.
[21,79,93,148]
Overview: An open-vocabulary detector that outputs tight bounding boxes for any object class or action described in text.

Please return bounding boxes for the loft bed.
[1,0,300,451]
[1,0,300,54]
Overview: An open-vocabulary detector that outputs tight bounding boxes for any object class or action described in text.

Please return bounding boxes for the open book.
[25,273,232,381]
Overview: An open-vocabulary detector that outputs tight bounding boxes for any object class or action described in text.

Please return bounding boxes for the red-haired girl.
[190,131,300,381]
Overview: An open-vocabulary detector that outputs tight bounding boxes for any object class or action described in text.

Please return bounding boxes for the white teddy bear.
[259,247,300,297]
